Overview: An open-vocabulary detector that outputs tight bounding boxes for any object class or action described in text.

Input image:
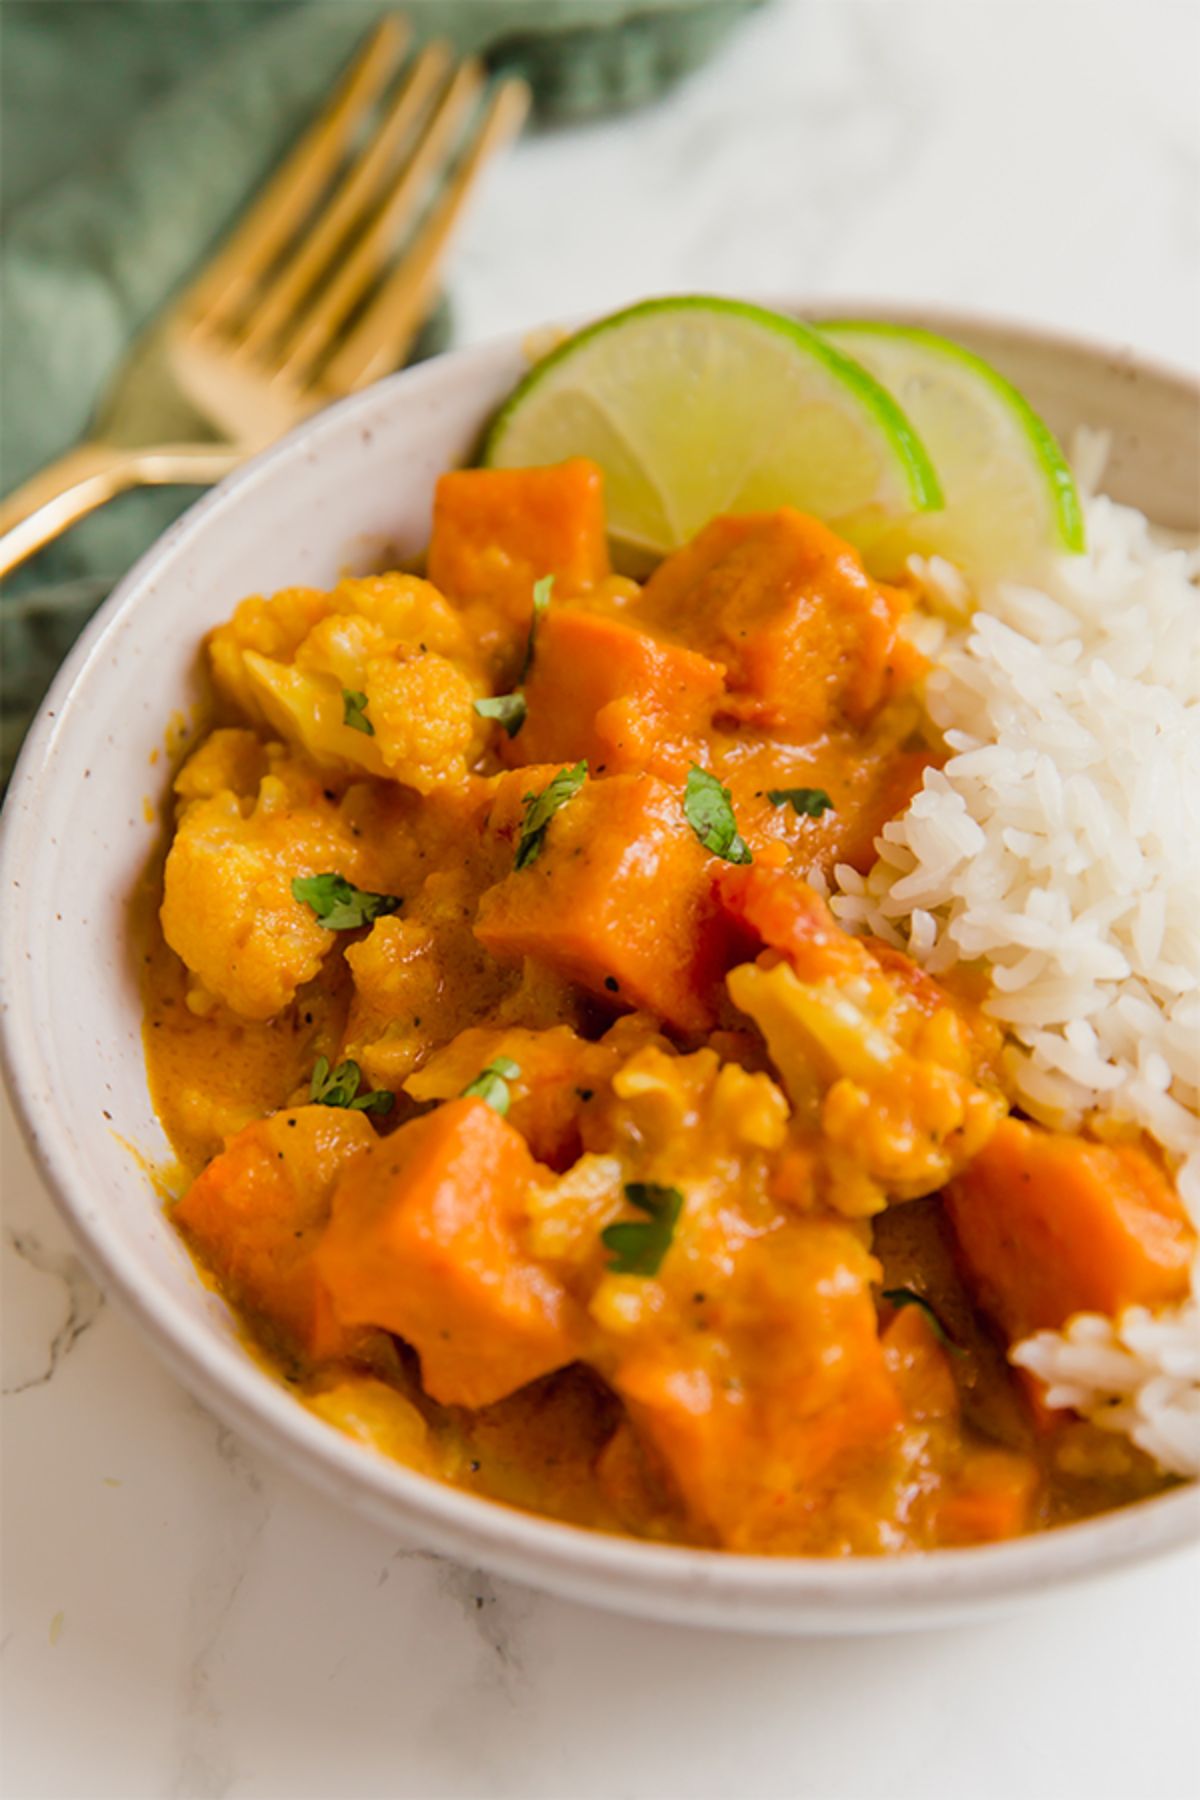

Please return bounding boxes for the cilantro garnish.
[342,689,374,736]
[461,1057,521,1116]
[291,873,402,930]
[514,760,587,870]
[473,576,554,740]
[683,765,752,865]
[766,786,834,819]
[520,574,554,681]
[601,1182,684,1276]
[474,691,527,738]
[882,1287,963,1353]
[309,1056,394,1113]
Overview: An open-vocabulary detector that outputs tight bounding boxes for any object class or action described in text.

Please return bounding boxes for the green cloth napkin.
[0,0,757,783]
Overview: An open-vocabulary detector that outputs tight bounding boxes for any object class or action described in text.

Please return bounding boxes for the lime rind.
[482,297,944,550]
[819,320,1085,556]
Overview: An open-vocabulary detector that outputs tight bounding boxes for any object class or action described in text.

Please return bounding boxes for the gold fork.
[0,16,529,580]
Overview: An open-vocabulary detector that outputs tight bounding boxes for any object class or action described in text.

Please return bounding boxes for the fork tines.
[182,16,530,400]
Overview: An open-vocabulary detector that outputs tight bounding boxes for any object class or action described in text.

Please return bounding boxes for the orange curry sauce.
[142,459,1188,1554]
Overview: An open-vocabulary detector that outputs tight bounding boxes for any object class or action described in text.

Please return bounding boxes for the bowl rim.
[3,300,1198,1627]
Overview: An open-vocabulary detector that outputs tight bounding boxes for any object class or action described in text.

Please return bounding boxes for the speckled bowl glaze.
[3,304,1198,1634]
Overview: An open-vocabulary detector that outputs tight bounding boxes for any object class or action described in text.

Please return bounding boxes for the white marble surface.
[3,4,1199,1796]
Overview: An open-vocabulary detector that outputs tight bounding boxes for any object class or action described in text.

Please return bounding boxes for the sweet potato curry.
[143,459,1191,1555]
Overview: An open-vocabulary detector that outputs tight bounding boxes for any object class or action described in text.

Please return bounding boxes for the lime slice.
[819,322,1085,576]
[482,297,942,557]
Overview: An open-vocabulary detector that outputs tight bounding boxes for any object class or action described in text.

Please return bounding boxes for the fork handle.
[0,441,242,581]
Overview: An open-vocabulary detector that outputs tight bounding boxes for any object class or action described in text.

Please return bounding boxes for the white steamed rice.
[830,438,1200,1477]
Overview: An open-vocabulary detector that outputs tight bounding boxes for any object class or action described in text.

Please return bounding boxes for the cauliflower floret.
[306,1379,439,1475]
[608,1043,789,1158]
[329,573,471,659]
[357,648,483,788]
[342,871,516,1088]
[162,743,374,1021]
[209,587,332,722]
[525,1038,791,1295]
[727,958,1003,1210]
[171,727,268,803]
[208,572,487,793]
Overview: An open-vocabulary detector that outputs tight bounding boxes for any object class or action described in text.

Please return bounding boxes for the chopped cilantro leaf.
[520,574,554,680]
[766,786,834,818]
[514,760,587,870]
[683,765,752,864]
[601,1182,684,1276]
[342,689,374,736]
[474,691,528,738]
[291,873,401,930]
[461,1056,522,1116]
[474,577,554,740]
[309,1055,394,1113]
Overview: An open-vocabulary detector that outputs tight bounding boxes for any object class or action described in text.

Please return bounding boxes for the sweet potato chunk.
[634,515,759,609]
[507,607,725,776]
[640,508,919,737]
[428,460,610,619]
[614,1222,901,1550]
[880,1302,959,1422]
[404,1024,621,1170]
[945,1118,1194,1340]
[713,864,876,986]
[175,1106,375,1360]
[314,1098,577,1407]
[475,769,722,1031]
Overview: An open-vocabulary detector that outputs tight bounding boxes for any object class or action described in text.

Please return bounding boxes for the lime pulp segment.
[818,320,1085,573]
[482,297,944,556]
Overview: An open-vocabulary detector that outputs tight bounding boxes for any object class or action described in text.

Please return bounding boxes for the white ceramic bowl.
[3,304,1199,1634]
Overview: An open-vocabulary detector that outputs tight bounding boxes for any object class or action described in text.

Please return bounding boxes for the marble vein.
[1,1227,105,1396]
